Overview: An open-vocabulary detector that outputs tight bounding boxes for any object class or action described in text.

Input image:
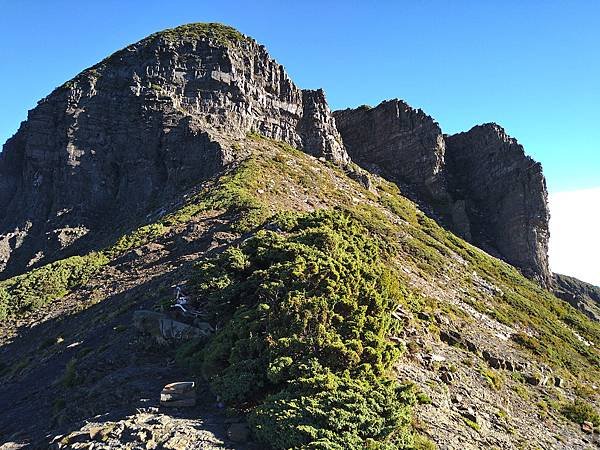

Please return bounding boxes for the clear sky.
[0,0,598,283]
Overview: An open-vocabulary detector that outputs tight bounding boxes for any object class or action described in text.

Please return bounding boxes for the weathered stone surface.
[160,381,197,406]
[553,272,600,321]
[299,89,348,164]
[0,23,348,279]
[333,100,446,200]
[334,104,551,286]
[50,411,234,449]
[160,397,196,408]
[162,381,195,393]
[445,124,551,285]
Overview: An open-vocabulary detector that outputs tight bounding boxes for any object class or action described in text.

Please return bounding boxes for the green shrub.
[416,392,432,405]
[192,209,415,448]
[61,358,80,387]
[479,367,504,391]
[413,433,437,450]
[0,252,108,318]
[462,417,480,431]
[104,223,167,258]
[561,399,600,426]
[250,376,415,449]
[0,287,9,320]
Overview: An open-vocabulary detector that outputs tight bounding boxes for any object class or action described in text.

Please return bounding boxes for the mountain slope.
[1,22,599,450]
[0,23,346,280]
[1,135,599,448]
[334,103,551,286]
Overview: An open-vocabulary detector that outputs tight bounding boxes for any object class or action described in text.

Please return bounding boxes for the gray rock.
[133,310,208,343]
[445,124,551,286]
[334,103,551,287]
[553,273,600,322]
[160,397,196,408]
[439,367,455,384]
[334,101,446,200]
[523,372,542,386]
[460,407,478,424]
[488,357,504,370]
[0,23,348,278]
[162,381,195,393]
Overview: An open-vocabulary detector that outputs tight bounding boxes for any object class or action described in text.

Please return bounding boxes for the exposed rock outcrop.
[553,273,600,321]
[0,22,555,287]
[0,23,347,278]
[334,102,551,286]
[445,124,551,285]
[333,100,447,201]
[299,89,348,163]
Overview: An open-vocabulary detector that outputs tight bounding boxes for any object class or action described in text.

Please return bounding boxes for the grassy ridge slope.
[1,135,598,447]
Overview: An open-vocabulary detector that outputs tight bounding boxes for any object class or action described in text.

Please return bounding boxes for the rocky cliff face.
[0,22,553,287]
[553,273,600,321]
[334,104,551,286]
[333,100,447,201]
[446,124,551,285]
[0,23,347,278]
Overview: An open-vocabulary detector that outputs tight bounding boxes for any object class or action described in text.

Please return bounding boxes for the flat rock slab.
[160,397,197,408]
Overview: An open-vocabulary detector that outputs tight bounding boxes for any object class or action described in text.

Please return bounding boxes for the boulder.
[488,357,504,370]
[439,366,455,384]
[160,381,196,408]
[133,310,209,344]
[523,372,542,386]
[460,407,478,424]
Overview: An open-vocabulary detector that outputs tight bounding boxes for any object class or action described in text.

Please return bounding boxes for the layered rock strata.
[445,124,550,285]
[0,24,347,277]
[333,100,446,200]
[334,103,551,285]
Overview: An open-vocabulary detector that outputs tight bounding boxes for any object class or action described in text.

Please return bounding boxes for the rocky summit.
[1,23,599,450]
[0,23,347,279]
[445,124,550,285]
[334,103,551,286]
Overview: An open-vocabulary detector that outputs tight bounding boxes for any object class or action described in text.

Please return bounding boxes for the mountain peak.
[149,22,250,45]
[1,21,599,450]
[0,23,347,277]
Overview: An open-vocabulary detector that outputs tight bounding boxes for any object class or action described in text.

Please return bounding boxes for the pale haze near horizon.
[549,188,600,287]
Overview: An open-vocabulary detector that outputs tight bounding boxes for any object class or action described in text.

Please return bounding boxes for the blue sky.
[0,0,598,193]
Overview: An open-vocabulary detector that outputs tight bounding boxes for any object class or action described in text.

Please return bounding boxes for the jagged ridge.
[334,101,551,286]
[0,23,347,279]
[0,22,598,449]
